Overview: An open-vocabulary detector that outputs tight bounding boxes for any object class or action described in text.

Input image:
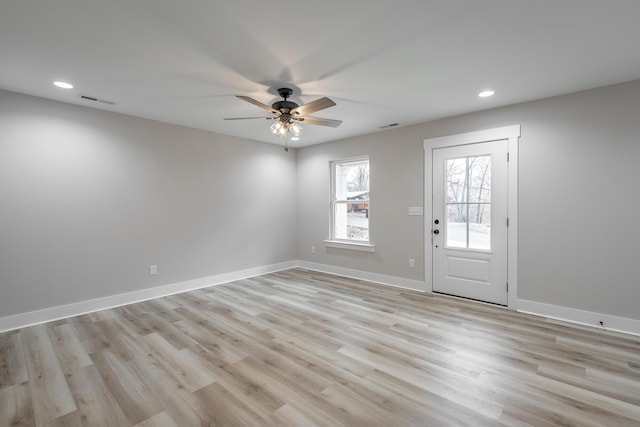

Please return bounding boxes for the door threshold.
[433,291,508,308]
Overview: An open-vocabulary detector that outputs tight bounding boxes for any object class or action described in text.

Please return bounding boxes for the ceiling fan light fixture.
[270,120,302,138]
[270,121,283,135]
[290,122,302,137]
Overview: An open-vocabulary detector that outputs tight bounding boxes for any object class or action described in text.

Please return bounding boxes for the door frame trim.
[423,125,521,309]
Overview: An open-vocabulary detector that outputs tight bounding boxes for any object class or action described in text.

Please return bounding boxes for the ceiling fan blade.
[291,97,336,116]
[224,116,276,120]
[297,116,342,127]
[236,95,279,114]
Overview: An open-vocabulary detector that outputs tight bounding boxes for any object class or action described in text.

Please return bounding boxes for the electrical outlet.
[311,246,316,254]
[409,258,415,268]
[150,265,158,275]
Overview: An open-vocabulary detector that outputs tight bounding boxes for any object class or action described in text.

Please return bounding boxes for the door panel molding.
[447,256,490,283]
[424,125,520,309]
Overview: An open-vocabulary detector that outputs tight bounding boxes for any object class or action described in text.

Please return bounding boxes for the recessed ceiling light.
[478,90,495,98]
[53,81,74,89]
[290,137,300,141]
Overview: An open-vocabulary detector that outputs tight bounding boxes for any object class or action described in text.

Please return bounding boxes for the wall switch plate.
[150,265,158,275]
[408,207,423,216]
[311,246,316,254]
[409,258,415,268]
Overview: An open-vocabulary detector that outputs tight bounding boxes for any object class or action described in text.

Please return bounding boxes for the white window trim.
[327,155,373,251]
[323,239,376,252]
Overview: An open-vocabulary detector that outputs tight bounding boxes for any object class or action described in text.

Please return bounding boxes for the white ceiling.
[2,1,640,148]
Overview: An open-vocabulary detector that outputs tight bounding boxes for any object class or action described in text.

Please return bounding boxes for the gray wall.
[297,79,640,321]
[0,90,297,317]
[3,79,640,323]
[296,128,425,281]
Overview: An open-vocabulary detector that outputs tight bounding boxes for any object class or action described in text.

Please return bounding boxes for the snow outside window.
[330,157,370,243]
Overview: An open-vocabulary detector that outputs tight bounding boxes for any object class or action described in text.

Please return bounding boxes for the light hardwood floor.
[1,268,640,426]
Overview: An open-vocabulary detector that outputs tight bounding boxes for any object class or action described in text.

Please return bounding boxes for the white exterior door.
[432,140,509,305]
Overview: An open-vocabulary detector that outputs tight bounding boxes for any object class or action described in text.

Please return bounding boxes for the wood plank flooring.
[1,268,640,426]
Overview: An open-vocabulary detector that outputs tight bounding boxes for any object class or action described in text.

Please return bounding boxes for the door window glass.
[445,155,491,250]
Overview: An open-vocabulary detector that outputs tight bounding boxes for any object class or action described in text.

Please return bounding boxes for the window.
[445,155,492,250]
[328,156,373,250]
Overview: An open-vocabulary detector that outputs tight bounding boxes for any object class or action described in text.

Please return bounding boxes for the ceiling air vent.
[79,94,115,105]
[379,123,399,129]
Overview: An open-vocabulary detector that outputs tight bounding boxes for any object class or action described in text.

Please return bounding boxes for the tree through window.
[446,155,492,250]
[331,157,370,242]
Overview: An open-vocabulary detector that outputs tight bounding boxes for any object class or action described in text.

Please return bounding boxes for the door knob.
[433,229,440,234]
[434,219,440,224]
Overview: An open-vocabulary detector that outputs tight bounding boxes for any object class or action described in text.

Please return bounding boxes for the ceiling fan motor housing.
[272,88,298,113]
[272,100,298,113]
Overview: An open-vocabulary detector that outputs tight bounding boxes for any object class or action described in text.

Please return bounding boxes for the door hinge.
[506,282,509,292]
[507,152,510,162]
[506,217,509,227]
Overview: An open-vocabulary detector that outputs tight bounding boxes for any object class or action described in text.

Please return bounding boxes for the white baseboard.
[518,299,640,337]
[7,262,637,339]
[0,261,296,333]
[296,260,427,293]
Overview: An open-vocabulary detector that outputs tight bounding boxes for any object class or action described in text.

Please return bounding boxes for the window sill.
[323,240,376,252]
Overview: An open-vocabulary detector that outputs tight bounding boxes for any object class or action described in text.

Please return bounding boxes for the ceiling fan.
[224,88,342,144]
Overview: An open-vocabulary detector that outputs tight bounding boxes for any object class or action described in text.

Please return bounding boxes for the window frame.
[324,156,375,252]
[444,154,493,251]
